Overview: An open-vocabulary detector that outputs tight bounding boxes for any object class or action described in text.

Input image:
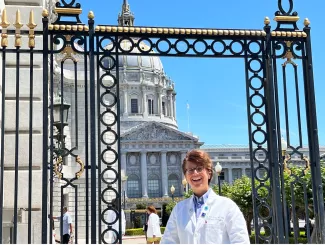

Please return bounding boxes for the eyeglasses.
[185,166,205,175]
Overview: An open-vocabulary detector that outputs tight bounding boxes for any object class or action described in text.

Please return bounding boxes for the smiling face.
[182,149,214,197]
[184,161,211,197]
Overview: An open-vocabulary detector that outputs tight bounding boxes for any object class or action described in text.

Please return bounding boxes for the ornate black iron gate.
[0,0,324,244]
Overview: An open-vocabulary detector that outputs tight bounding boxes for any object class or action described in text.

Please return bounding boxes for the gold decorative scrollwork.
[303,155,310,175]
[60,35,78,62]
[54,156,63,179]
[75,156,85,179]
[283,154,292,174]
[282,41,297,66]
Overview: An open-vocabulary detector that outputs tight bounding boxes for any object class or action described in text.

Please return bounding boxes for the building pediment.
[121,122,197,142]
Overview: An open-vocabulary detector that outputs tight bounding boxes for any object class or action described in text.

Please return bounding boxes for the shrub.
[125,227,165,236]
[136,203,147,209]
[249,234,308,244]
[165,201,177,216]
[125,228,145,236]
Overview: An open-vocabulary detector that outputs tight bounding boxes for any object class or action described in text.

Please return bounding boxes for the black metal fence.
[0,0,324,244]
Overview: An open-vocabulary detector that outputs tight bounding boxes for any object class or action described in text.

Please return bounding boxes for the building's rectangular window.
[131,99,138,113]
[245,168,252,177]
[148,99,154,114]
[232,168,242,180]
[162,102,166,115]
[148,179,160,197]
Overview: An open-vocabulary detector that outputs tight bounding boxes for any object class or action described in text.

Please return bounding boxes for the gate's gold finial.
[264,17,270,25]
[304,18,310,27]
[14,10,23,48]
[42,9,49,18]
[88,11,94,20]
[14,10,23,28]
[0,9,10,47]
[0,9,10,28]
[27,10,37,48]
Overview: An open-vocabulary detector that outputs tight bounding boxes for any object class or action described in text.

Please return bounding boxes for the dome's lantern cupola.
[118,0,135,26]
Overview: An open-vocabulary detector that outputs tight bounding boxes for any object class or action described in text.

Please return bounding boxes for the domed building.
[113,1,203,199]
[53,0,202,208]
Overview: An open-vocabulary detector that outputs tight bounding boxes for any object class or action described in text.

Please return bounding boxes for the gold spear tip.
[42,9,49,17]
[0,8,10,27]
[304,18,310,27]
[88,11,95,20]
[264,17,270,25]
[14,9,23,28]
[27,10,37,28]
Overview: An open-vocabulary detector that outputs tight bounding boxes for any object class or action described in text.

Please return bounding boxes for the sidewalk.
[123,235,146,244]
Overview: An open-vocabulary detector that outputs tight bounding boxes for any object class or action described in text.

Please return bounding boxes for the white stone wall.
[0,0,45,243]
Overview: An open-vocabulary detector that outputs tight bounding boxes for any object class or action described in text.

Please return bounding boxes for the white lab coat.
[147,213,162,238]
[161,190,250,244]
[106,209,126,243]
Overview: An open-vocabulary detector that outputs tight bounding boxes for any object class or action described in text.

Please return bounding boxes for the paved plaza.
[123,236,147,244]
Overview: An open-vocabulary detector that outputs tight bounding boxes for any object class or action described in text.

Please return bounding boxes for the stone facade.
[0,0,46,243]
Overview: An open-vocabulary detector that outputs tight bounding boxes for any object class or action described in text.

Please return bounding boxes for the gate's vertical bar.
[0,10,9,240]
[42,9,49,244]
[49,34,54,245]
[13,15,22,242]
[88,11,97,243]
[115,41,122,244]
[302,20,325,243]
[264,21,285,244]
[83,32,90,244]
[272,42,290,244]
[96,35,101,244]
[28,28,35,245]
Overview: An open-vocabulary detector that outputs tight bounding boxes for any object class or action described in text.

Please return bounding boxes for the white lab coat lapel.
[187,195,197,227]
[195,192,217,231]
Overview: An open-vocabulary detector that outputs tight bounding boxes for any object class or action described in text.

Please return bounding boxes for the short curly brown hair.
[182,149,214,184]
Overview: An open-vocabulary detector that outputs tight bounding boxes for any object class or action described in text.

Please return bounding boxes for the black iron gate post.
[264,19,286,244]
[302,20,325,243]
[41,9,49,244]
[88,11,98,244]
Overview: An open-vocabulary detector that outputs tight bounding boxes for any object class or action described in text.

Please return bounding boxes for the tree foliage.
[165,200,177,216]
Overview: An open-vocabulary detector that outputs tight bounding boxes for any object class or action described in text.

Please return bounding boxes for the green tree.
[165,200,177,216]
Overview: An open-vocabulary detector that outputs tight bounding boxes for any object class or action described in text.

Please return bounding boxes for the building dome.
[104,38,164,73]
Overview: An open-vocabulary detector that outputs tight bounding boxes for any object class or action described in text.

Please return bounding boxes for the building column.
[141,151,148,197]
[123,90,128,115]
[172,93,176,120]
[142,88,148,116]
[161,151,168,197]
[160,94,164,116]
[228,167,233,183]
[121,152,128,198]
[168,94,173,118]
[181,151,187,193]
[242,167,246,176]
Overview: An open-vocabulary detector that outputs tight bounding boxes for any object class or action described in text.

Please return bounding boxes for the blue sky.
[76,0,325,146]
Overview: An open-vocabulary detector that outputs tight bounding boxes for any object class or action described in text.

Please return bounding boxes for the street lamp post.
[215,162,222,196]
[51,92,70,154]
[121,171,128,210]
[170,185,175,201]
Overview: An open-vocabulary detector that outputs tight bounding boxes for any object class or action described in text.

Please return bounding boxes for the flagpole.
[187,102,190,132]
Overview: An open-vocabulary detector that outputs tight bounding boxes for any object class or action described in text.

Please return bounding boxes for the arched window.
[148,174,160,198]
[168,174,180,197]
[127,174,141,198]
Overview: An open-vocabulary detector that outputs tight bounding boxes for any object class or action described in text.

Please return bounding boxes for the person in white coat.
[105,199,126,243]
[161,149,250,244]
[146,205,162,244]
